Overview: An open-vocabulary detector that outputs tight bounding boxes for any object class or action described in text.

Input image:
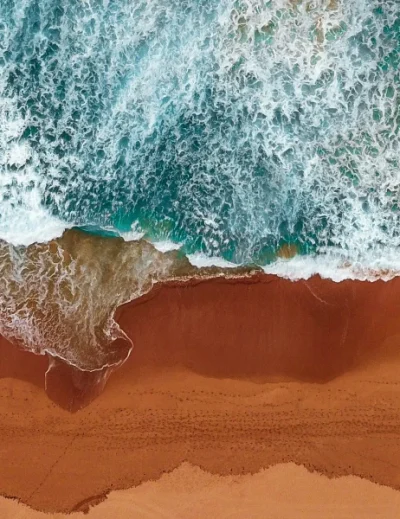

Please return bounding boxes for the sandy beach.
[2,275,400,517]
[1,0,399,516]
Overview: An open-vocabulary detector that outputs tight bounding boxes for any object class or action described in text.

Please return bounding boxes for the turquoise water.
[1,0,400,265]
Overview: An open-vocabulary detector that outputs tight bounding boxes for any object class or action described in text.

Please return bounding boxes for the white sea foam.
[0,209,68,246]
[6,142,31,167]
[187,252,238,269]
[152,240,182,253]
[185,251,400,282]
[119,228,182,253]
[115,225,145,242]
[0,80,69,245]
[263,252,400,282]
[120,230,145,241]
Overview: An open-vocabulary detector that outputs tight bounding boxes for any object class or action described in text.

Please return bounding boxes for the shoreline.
[3,227,400,386]
[6,271,400,411]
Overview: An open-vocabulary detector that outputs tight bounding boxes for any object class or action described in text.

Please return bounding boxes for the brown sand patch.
[117,275,400,382]
[2,275,400,513]
[2,362,400,513]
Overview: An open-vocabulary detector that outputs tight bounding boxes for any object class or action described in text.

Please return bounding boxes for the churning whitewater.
[0,0,399,266]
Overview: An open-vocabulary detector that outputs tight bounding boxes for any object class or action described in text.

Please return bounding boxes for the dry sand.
[2,275,400,517]
[1,462,400,519]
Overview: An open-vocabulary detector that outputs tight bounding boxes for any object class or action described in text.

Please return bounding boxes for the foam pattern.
[0,1,399,266]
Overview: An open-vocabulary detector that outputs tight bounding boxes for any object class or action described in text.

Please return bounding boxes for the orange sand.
[1,462,400,518]
[2,275,400,516]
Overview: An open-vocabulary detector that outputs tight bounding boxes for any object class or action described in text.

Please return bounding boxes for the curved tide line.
[1,227,400,411]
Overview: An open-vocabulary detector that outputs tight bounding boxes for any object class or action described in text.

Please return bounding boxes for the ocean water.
[0,0,400,369]
[1,0,399,262]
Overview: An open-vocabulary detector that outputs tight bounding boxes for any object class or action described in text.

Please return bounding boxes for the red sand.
[8,272,400,412]
[117,274,400,380]
[1,274,400,514]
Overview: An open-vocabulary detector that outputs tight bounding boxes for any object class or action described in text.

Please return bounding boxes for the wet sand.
[2,275,400,515]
